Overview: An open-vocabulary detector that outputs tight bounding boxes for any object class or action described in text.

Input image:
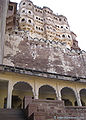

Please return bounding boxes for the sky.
[11,0,86,51]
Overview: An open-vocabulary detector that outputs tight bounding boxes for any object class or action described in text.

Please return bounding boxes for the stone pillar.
[0,0,9,64]
[7,81,13,109]
[56,84,61,100]
[34,80,39,99]
[34,92,39,99]
[75,90,82,106]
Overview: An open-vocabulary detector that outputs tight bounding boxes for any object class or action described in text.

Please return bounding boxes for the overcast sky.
[11,0,86,51]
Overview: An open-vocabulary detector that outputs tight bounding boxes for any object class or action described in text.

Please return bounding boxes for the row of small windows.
[47,32,71,39]
[62,34,71,38]
[36,26,43,31]
[49,34,71,39]
[54,17,65,22]
[46,25,69,31]
[22,2,31,6]
[46,26,56,32]
[45,17,67,23]
[35,9,43,13]
[36,17,43,22]
[44,9,52,14]
[55,25,69,30]
[22,10,32,14]
[21,18,32,23]
[56,34,71,39]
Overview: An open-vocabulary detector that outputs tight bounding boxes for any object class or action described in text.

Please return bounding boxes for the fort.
[0,0,86,120]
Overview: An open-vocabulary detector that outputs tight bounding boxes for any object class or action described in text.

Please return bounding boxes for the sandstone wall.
[4,31,86,78]
[0,0,9,64]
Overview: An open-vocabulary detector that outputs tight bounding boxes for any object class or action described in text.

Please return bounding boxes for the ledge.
[0,64,86,82]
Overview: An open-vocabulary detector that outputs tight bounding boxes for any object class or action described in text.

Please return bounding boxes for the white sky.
[11,0,86,51]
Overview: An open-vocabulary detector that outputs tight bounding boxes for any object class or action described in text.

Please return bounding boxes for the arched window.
[36,17,38,19]
[23,2,25,5]
[28,11,31,14]
[41,28,43,31]
[61,26,63,28]
[59,18,61,21]
[29,3,31,6]
[21,18,25,22]
[36,26,38,29]
[28,20,31,23]
[22,10,25,13]
[68,35,70,38]
[62,35,65,38]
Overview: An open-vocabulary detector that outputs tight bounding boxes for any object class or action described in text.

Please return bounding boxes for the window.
[61,26,63,28]
[35,9,37,12]
[28,20,31,23]
[54,17,58,20]
[64,19,66,22]
[21,18,25,22]
[66,27,68,29]
[59,18,61,21]
[22,10,25,13]
[28,11,31,14]
[40,11,42,13]
[41,19,43,21]
[41,28,43,31]
[68,35,70,38]
[36,26,38,29]
[23,2,25,5]
[73,43,76,46]
[29,3,31,6]
[8,5,13,11]
[15,32,17,34]
[36,17,38,19]
[47,26,49,29]
[62,35,65,38]
[53,29,55,31]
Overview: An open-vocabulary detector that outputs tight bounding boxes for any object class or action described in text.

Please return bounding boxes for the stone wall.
[4,31,86,78]
[0,0,9,64]
[24,97,86,120]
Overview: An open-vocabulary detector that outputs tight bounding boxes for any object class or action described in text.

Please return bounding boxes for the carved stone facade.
[18,0,73,47]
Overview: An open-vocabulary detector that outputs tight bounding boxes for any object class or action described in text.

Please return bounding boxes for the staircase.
[0,109,28,120]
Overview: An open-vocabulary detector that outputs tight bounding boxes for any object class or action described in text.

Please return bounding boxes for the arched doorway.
[12,81,33,109]
[61,87,76,106]
[80,89,86,106]
[39,85,56,100]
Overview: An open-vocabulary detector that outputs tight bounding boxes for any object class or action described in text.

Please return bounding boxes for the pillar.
[75,90,82,106]
[56,84,61,100]
[7,81,13,108]
[33,80,39,99]
[34,91,39,99]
